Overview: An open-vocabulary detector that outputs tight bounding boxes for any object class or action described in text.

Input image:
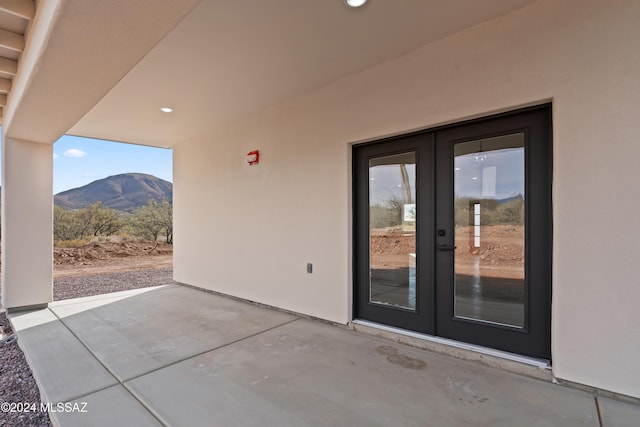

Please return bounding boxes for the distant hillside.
[54,173,172,212]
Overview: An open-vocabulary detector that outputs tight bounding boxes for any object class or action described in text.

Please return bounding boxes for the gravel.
[54,267,176,300]
[0,311,52,427]
[1,267,176,426]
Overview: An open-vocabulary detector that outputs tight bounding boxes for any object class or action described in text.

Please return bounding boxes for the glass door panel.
[355,105,551,359]
[354,133,434,334]
[453,134,525,328]
[369,153,417,310]
[435,106,551,359]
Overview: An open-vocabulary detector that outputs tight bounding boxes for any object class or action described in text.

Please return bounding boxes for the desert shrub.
[454,195,524,227]
[54,206,90,241]
[130,198,173,243]
[54,203,125,244]
[495,198,524,225]
[370,197,403,229]
[87,202,124,236]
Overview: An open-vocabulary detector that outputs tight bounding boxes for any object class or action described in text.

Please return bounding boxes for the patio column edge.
[1,136,53,309]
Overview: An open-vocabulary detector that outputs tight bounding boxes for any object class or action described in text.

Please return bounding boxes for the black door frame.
[353,104,552,360]
[353,133,435,333]
[434,107,552,359]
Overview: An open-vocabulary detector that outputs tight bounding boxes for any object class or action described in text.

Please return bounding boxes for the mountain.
[54,173,172,212]
[496,194,524,205]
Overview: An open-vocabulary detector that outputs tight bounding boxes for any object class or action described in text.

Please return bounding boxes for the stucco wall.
[1,138,53,308]
[174,0,640,398]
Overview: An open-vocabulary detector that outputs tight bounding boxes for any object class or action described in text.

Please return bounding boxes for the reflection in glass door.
[354,133,434,334]
[453,134,525,328]
[369,153,417,310]
[355,105,551,359]
[435,106,551,359]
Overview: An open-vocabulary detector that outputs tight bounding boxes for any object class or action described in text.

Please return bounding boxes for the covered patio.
[2,0,640,416]
[10,284,639,426]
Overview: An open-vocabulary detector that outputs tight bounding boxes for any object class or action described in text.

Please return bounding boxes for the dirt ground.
[53,241,173,277]
[371,225,524,279]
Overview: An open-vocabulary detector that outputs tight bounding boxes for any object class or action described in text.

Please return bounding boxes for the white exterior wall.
[174,0,640,398]
[1,137,53,308]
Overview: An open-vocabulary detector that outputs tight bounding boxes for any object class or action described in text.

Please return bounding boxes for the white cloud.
[64,148,87,158]
[53,153,59,159]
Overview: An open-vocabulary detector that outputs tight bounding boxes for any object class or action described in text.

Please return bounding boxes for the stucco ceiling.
[63,0,539,148]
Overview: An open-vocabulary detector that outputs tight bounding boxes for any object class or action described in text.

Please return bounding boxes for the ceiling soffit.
[69,0,538,148]
[3,0,201,144]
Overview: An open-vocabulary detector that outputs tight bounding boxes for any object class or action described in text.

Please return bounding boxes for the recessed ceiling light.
[345,0,367,8]
[160,107,173,113]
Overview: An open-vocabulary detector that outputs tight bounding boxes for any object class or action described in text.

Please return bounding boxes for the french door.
[354,106,551,359]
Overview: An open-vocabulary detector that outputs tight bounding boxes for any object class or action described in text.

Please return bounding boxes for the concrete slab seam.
[121,382,171,427]
[121,317,301,384]
[555,378,640,406]
[49,308,167,426]
[119,317,302,426]
[595,396,603,427]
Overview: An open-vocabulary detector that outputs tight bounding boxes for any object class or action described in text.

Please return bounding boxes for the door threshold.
[352,319,552,380]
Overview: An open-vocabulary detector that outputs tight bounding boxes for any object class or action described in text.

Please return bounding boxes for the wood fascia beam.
[0,56,17,75]
[0,28,24,52]
[0,77,10,92]
[0,0,34,20]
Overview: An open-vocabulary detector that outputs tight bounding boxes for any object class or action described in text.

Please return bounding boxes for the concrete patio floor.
[8,284,640,427]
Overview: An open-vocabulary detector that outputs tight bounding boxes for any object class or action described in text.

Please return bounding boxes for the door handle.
[437,244,456,251]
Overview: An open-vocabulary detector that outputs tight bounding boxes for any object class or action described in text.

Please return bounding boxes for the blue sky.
[369,147,524,205]
[53,135,172,194]
[1,133,173,194]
